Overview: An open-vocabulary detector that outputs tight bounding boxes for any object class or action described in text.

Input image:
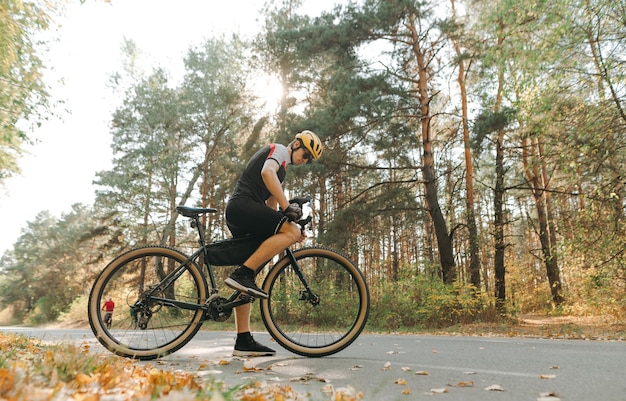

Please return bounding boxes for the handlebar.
[288,195,311,207]
[286,195,312,230]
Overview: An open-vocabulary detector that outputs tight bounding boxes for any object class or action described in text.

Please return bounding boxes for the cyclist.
[224,130,323,356]
[102,297,115,328]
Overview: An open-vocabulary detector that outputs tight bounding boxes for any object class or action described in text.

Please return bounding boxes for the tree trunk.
[494,132,506,314]
[450,0,481,289]
[523,136,565,305]
[408,14,456,284]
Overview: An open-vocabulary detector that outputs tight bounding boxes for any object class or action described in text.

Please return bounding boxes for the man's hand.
[284,203,302,221]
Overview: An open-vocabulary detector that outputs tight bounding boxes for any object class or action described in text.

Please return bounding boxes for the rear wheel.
[88,246,208,360]
[260,247,369,357]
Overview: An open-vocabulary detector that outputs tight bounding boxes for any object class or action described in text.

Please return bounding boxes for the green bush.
[368,270,488,330]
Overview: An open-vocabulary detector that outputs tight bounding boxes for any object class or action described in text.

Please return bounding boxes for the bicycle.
[88,196,370,360]
[103,312,112,329]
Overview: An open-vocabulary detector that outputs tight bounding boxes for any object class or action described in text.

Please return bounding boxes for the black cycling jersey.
[226,143,291,238]
[230,144,290,204]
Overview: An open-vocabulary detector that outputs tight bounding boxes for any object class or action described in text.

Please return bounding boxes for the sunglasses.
[302,148,313,163]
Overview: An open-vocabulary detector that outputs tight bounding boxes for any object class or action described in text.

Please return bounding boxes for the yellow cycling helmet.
[295,130,323,160]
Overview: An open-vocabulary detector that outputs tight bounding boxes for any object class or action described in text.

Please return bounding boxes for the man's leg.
[244,224,301,269]
[226,222,301,298]
[230,223,302,356]
[234,302,251,333]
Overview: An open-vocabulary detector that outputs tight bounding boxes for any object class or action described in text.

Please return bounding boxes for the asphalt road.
[2,326,624,401]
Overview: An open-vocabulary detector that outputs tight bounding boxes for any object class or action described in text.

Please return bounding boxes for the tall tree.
[180,35,257,239]
[376,0,457,283]
[94,68,186,248]
[446,0,481,289]
[0,0,55,183]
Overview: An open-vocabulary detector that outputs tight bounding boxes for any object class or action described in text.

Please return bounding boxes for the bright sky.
[0,0,341,254]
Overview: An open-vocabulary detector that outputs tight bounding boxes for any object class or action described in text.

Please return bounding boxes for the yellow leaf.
[73,373,93,387]
[402,388,411,395]
[394,379,407,385]
[72,393,100,401]
[0,368,15,393]
[540,374,557,379]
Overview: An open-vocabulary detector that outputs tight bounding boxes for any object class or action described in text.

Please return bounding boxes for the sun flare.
[251,73,284,114]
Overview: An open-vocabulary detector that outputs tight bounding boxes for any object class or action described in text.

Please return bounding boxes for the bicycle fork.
[284,249,320,306]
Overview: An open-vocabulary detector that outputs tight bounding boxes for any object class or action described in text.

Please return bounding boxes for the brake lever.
[297,215,312,230]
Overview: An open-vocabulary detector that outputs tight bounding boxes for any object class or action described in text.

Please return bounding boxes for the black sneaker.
[233,333,276,357]
[225,266,268,299]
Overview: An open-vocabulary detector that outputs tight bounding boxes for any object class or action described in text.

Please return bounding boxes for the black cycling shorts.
[225,196,288,239]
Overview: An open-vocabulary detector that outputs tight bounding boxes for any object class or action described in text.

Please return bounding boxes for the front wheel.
[260,247,370,357]
[88,246,208,360]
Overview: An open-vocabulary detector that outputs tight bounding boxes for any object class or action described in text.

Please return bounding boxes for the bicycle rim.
[261,247,370,357]
[88,246,208,360]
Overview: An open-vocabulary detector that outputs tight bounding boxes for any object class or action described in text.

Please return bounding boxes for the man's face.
[293,144,313,165]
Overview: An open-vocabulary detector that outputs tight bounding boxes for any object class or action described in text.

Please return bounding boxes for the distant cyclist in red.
[102,298,115,327]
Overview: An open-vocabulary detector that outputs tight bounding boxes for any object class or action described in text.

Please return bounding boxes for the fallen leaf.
[381,362,391,371]
[456,381,474,387]
[485,384,505,391]
[401,367,412,372]
[350,365,363,370]
[538,391,561,401]
[0,368,15,394]
[415,371,429,376]
[402,388,411,395]
[432,349,440,354]
[550,366,559,370]
[290,373,328,383]
[539,374,557,379]
[430,388,448,394]
[242,366,266,372]
[394,378,407,385]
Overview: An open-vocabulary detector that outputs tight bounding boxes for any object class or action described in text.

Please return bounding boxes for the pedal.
[239,294,255,303]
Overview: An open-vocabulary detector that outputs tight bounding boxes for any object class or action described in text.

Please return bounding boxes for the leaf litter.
[0,332,363,400]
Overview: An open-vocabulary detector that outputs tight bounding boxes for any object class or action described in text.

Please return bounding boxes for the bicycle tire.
[260,247,369,357]
[88,246,208,360]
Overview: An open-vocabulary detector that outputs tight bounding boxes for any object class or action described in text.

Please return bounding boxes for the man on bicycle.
[224,130,323,356]
[102,297,115,327]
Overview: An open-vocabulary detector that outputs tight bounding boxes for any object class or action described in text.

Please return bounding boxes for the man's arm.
[261,160,289,210]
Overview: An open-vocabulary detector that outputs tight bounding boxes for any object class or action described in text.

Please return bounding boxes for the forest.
[1,0,625,330]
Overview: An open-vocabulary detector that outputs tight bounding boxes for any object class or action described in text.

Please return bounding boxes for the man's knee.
[281,222,301,243]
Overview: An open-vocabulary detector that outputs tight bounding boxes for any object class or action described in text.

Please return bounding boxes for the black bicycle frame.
[142,209,320,316]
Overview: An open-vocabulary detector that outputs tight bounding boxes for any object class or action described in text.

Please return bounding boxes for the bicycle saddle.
[176,205,218,218]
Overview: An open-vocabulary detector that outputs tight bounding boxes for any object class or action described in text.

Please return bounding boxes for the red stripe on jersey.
[267,143,276,158]
[267,143,287,170]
